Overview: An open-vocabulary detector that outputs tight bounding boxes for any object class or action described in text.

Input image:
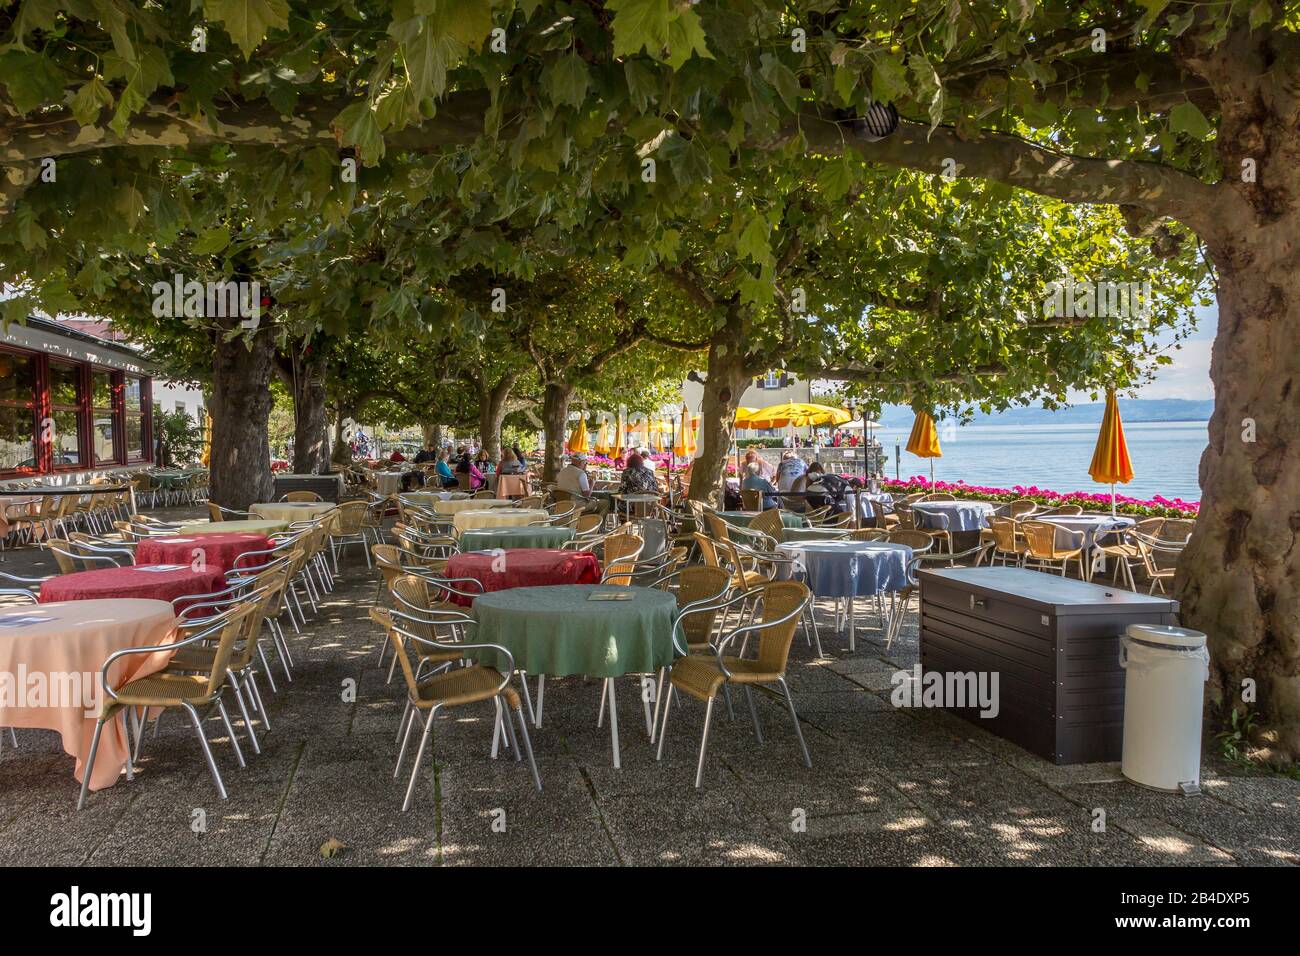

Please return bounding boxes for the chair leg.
[215,699,246,769]
[245,670,271,731]
[512,704,542,791]
[77,717,108,809]
[778,677,812,768]
[181,702,229,800]
[655,680,674,761]
[606,678,621,769]
[394,704,418,775]
[401,705,439,812]
[744,685,764,743]
[516,671,536,725]
[256,640,279,694]
[694,696,717,788]
[534,674,545,728]
[649,667,667,744]
[226,672,261,755]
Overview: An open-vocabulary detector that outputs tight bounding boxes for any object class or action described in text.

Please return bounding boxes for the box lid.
[919,566,1179,616]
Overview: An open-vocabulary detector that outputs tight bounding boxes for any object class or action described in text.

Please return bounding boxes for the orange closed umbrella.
[593,419,611,455]
[568,417,589,454]
[673,403,696,458]
[905,411,942,485]
[1088,389,1134,515]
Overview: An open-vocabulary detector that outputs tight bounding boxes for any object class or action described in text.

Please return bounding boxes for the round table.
[136,532,271,575]
[443,549,600,606]
[719,510,809,529]
[179,518,289,536]
[910,501,996,532]
[781,526,852,543]
[0,599,177,791]
[458,526,576,551]
[494,474,532,498]
[776,540,913,651]
[374,472,406,495]
[453,508,550,533]
[250,501,338,523]
[1037,514,1136,549]
[472,584,679,768]
[39,565,227,610]
[433,497,516,515]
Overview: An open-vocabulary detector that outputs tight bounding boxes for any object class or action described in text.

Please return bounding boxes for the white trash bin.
[1119,624,1210,795]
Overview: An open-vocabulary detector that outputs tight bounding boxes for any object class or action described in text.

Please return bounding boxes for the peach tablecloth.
[452,508,550,532]
[0,599,178,791]
[250,501,338,523]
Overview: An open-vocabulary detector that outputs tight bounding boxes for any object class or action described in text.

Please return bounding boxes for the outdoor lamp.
[853,102,899,141]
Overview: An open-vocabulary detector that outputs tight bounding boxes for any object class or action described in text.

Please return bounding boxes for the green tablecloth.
[781,526,852,543]
[471,584,679,677]
[458,526,575,551]
[719,510,809,529]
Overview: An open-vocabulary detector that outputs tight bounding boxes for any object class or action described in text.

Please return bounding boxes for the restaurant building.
[1,315,162,480]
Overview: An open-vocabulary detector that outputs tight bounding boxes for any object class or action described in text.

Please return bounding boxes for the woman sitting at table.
[618,453,659,496]
[454,452,486,490]
[497,449,525,475]
[741,462,779,510]
[775,451,807,492]
[434,449,459,488]
[475,448,495,475]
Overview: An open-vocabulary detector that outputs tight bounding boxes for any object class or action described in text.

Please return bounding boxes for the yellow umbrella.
[673,403,697,458]
[905,411,942,485]
[614,409,625,459]
[593,419,611,455]
[1088,389,1134,515]
[746,402,854,429]
[200,411,213,467]
[732,406,760,430]
[568,417,589,454]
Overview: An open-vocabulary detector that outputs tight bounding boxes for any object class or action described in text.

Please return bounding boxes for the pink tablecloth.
[496,474,532,498]
[39,566,226,610]
[0,599,178,791]
[443,549,600,606]
[136,533,271,575]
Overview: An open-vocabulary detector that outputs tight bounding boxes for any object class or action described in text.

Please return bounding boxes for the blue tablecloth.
[775,540,912,597]
[911,501,996,532]
[1038,514,1136,548]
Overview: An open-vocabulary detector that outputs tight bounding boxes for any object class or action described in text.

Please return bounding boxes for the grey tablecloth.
[1037,514,1136,548]
[911,501,996,532]
[775,540,913,597]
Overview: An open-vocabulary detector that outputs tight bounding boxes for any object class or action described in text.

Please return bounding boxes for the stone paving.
[1,509,1297,867]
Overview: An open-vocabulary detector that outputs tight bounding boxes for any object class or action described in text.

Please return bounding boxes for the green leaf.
[191,226,232,256]
[760,54,800,111]
[624,59,657,114]
[665,5,711,70]
[1249,0,1272,30]
[817,154,853,201]
[431,0,493,50]
[114,184,145,229]
[70,76,115,126]
[608,0,673,59]
[0,51,66,115]
[389,15,460,104]
[203,0,290,59]
[333,101,386,164]
[736,214,773,267]
[1169,101,1212,140]
[544,54,589,109]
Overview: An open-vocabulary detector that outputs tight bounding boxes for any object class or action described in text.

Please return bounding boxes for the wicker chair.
[1092,517,1164,589]
[850,528,889,541]
[600,532,645,585]
[982,516,1029,566]
[740,488,763,512]
[281,491,323,502]
[78,602,261,809]
[1132,531,1182,594]
[748,509,786,549]
[656,581,812,787]
[885,530,934,552]
[327,501,371,569]
[1020,520,1087,577]
[388,609,539,808]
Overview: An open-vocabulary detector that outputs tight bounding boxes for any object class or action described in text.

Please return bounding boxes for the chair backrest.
[518,495,545,509]
[703,511,732,542]
[1009,498,1038,518]
[602,532,644,585]
[886,530,933,551]
[692,532,723,571]
[201,603,264,696]
[675,565,731,647]
[749,581,810,675]
[284,490,323,502]
[989,516,1020,553]
[331,500,368,534]
[207,502,224,522]
[1049,504,1083,516]
[372,543,406,591]
[574,513,603,535]
[749,508,785,544]
[1020,520,1068,559]
[45,538,81,573]
[740,488,762,511]
[474,490,495,499]
[1160,518,1196,544]
[850,528,888,541]
[455,472,474,491]
[920,492,955,502]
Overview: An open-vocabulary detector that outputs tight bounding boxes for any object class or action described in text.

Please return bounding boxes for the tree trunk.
[422,422,442,450]
[290,347,329,474]
[209,324,275,510]
[1174,36,1300,764]
[478,375,515,462]
[541,382,574,482]
[688,310,749,506]
[330,404,353,469]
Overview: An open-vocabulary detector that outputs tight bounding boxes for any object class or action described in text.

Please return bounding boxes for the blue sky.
[1139,301,1217,400]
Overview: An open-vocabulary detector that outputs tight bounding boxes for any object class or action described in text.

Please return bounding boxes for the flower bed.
[869,476,1198,518]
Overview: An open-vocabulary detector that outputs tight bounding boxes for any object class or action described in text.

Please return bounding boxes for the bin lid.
[1125,624,1206,649]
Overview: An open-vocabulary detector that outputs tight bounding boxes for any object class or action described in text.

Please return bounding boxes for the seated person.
[775,451,807,492]
[497,449,525,475]
[812,468,853,513]
[434,450,458,488]
[618,453,660,496]
[474,449,495,474]
[556,453,608,516]
[741,462,779,510]
[454,452,486,490]
[742,449,776,479]
[413,444,437,465]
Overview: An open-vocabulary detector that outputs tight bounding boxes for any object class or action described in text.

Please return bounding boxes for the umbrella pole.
[1111,482,1117,517]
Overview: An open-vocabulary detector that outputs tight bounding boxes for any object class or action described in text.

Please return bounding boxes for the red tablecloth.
[135,533,271,575]
[39,566,227,611]
[443,549,600,605]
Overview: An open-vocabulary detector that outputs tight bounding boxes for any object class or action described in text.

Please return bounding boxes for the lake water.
[868,421,1207,503]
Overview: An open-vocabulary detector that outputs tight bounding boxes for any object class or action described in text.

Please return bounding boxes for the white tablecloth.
[434,497,516,516]
[453,508,551,532]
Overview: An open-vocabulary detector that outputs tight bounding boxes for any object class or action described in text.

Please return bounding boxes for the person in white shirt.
[639,446,657,470]
[556,453,607,515]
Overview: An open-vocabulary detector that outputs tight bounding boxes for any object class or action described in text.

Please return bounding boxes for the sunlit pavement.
[2,508,1297,867]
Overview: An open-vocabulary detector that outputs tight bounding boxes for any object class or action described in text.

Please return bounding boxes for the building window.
[759,371,790,389]
[48,360,83,467]
[0,350,37,471]
[125,376,147,461]
[91,369,119,465]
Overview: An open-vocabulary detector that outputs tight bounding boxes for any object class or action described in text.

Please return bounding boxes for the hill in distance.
[874,399,1214,428]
